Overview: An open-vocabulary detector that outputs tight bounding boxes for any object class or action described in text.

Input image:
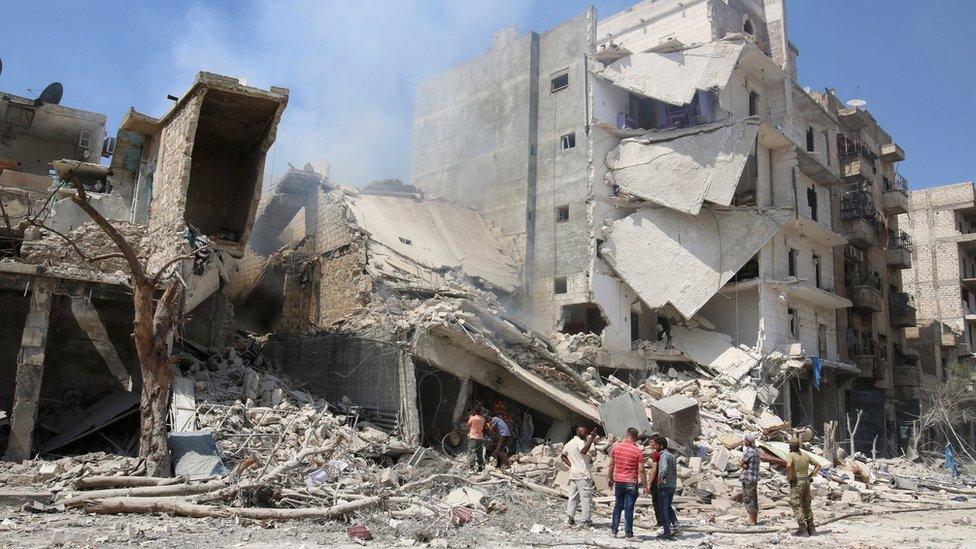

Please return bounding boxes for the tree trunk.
[133,278,183,477]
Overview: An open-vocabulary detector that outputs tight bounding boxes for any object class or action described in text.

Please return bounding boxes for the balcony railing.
[887,230,913,250]
[888,173,909,193]
[841,187,876,220]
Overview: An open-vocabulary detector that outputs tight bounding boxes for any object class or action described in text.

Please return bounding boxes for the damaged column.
[3,279,55,462]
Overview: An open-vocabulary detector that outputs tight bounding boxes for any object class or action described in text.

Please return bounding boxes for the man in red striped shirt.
[607,427,647,538]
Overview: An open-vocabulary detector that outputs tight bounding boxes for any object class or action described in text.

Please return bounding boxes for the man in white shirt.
[561,426,599,527]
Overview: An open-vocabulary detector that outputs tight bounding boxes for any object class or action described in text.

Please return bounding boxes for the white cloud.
[165,0,531,188]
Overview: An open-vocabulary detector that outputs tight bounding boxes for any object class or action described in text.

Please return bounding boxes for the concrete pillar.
[451,377,473,425]
[3,280,55,462]
[397,351,421,446]
[70,297,131,390]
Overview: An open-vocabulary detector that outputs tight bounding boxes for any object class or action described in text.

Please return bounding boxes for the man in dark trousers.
[607,427,647,539]
[739,433,760,525]
[488,412,512,468]
[650,434,678,539]
[786,438,820,536]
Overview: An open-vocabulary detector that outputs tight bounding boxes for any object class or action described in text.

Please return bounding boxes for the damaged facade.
[0,72,288,461]
[411,0,914,453]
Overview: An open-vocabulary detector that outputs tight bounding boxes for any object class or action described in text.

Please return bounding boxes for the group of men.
[561,427,820,540]
[465,407,513,472]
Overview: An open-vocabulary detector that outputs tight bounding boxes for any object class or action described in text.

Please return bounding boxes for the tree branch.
[151,248,206,286]
[67,180,147,281]
[27,220,127,264]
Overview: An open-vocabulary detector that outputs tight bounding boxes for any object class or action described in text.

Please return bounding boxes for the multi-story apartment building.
[900,182,976,379]
[411,0,910,452]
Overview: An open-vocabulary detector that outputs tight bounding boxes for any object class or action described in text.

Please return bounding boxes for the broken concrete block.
[599,392,652,438]
[736,387,757,412]
[841,490,861,504]
[718,434,742,450]
[444,487,485,508]
[758,412,788,434]
[379,467,399,487]
[642,382,664,400]
[688,456,703,473]
[649,394,701,442]
[555,470,571,491]
[710,447,730,472]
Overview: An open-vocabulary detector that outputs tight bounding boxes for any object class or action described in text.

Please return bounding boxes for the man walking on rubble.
[488,412,512,468]
[650,434,679,539]
[786,438,820,537]
[465,407,487,472]
[739,433,760,525]
[608,427,647,539]
[562,426,599,528]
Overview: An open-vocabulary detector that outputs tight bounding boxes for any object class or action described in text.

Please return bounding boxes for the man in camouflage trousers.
[785,438,821,536]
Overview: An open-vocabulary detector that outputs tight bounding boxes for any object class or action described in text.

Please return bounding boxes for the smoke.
[164,0,530,189]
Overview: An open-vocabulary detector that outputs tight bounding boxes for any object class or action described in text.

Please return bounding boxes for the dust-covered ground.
[2,497,974,548]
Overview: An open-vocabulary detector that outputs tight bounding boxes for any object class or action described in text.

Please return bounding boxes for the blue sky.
[3,1,972,189]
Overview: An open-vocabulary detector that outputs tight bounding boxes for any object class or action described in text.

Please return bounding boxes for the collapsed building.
[0,72,288,461]
[411,0,916,454]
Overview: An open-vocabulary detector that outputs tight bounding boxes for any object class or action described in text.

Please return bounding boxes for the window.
[743,18,754,35]
[807,186,818,221]
[550,72,569,93]
[788,248,798,277]
[560,132,576,150]
[788,307,798,340]
[555,205,569,223]
[806,127,815,152]
[748,91,760,117]
[554,277,568,294]
[813,253,822,288]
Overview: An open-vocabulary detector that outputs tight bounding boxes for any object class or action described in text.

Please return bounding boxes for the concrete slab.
[649,394,701,443]
[0,488,54,507]
[599,392,653,439]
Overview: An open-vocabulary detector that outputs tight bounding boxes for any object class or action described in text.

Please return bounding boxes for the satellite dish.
[37,82,64,105]
[846,98,867,109]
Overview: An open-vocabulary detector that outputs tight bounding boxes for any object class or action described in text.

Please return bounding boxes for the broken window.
[813,253,822,288]
[554,277,568,294]
[807,186,818,221]
[560,303,608,335]
[806,127,815,152]
[788,248,798,277]
[788,307,798,340]
[555,205,569,223]
[550,71,569,93]
[560,132,576,150]
[748,91,760,117]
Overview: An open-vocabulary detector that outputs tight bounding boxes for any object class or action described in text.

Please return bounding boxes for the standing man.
[739,433,760,525]
[607,427,647,539]
[785,438,820,537]
[488,412,512,468]
[465,407,487,472]
[561,426,598,527]
[652,435,679,539]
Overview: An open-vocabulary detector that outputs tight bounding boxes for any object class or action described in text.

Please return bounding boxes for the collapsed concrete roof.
[598,40,745,106]
[347,193,519,293]
[601,206,790,319]
[606,118,760,215]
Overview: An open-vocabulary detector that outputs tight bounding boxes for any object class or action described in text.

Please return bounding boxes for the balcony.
[892,365,921,387]
[851,354,876,379]
[849,284,884,312]
[838,106,873,131]
[889,292,917,327]
[880,142,905,163]
[882,174,910,214]
[886,230,913,269]
[842,155,874,181]
[841,187,880,248]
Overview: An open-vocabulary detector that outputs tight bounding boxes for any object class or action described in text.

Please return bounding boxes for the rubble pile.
[20,220,148,275]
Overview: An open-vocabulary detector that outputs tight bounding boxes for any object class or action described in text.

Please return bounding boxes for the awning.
[598,40,745,106]
[602,205,791,319]
[606,118,760,215]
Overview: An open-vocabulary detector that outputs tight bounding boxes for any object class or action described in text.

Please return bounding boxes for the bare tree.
[908,365,976,463]
[846,409,863,458]
[28,174,200,476]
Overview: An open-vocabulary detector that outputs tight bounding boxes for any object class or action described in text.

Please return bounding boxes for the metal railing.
[887,230,913,251]
[841,185,876,220]
[889,292,915,315]
[846,271,883,291]
[887,173,909,193]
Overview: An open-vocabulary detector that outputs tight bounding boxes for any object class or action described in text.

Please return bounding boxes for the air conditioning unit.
[102,136,117,158]
[78,130,91,150]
